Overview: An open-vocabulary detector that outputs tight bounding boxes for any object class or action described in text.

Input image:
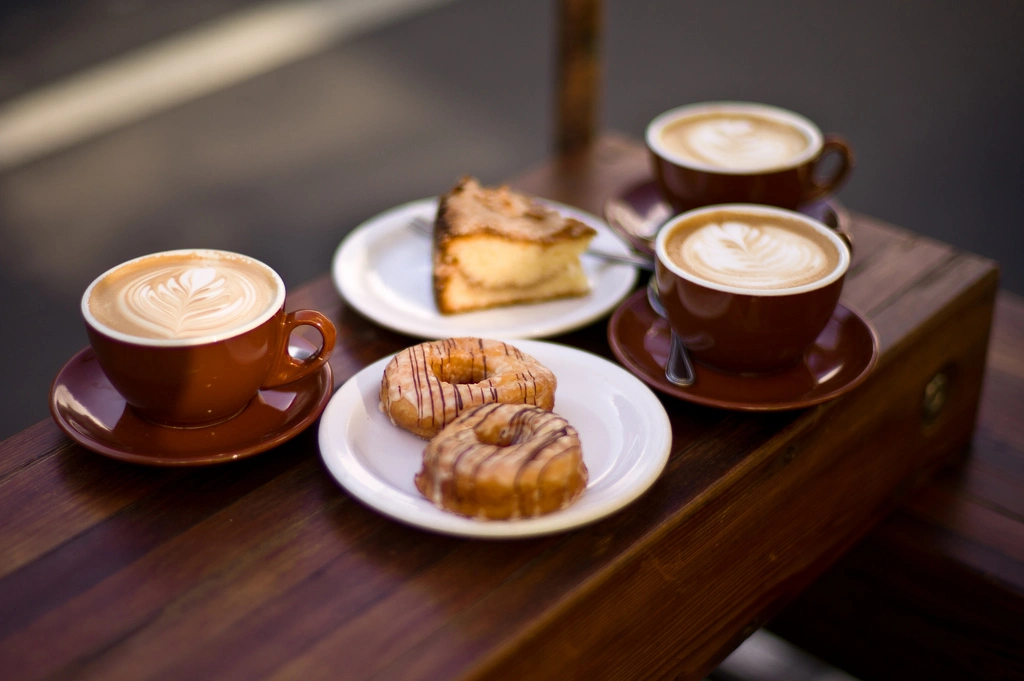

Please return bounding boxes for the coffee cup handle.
[815,200,855,255]
[263,309,337,388]
[805,134,854,203]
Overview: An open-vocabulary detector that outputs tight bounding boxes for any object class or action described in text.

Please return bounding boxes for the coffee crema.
[657,110,812,172]
[663,210,840,291]
[87,251,280,340]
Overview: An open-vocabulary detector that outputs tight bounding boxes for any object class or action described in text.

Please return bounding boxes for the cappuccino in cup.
[651,104,818,173]
[86,250,282,342]
[655,204,850,374]
[646,101,854,211]
[661,207,844,292]
[82,249,335,426]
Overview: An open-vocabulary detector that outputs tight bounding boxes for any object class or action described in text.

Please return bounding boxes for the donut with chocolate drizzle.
[379,337,556,439]
[415,403,587,519]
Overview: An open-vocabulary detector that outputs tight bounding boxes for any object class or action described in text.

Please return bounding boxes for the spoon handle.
[581,249,654,270]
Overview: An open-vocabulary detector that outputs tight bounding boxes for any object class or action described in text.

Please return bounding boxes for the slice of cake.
[432,176,597,315]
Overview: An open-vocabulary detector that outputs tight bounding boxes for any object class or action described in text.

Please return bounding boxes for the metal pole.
[555,0,602,155]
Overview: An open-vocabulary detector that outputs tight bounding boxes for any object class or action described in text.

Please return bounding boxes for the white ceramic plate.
[318,340,672,538]
[331,198,639,339]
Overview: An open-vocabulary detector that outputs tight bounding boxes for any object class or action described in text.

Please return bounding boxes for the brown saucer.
[607,288,878,411]
[49,338,333,466]
[607,179,851,256]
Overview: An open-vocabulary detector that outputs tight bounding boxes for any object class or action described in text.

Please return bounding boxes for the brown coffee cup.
[654,204,851,375]
[82,249,336,427]
[646,101,854,212]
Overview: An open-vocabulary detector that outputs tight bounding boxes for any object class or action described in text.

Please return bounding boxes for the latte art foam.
[659,112,811,172]
[88,252,280,340]
[664,212,840,291]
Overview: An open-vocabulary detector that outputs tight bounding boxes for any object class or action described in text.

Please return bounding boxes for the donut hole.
[431,357,489,385]
[473,408,534,447]
[474,422,512,447]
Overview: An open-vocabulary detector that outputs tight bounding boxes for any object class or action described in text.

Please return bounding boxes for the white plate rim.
[317,340,672,538]
[330,197,639,339]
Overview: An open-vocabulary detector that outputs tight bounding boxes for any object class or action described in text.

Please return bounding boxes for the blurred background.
[2,0,1021,443]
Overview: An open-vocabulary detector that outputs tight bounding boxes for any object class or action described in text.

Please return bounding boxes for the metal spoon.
[645,276,695,387]
[603,198,668,255]
[407,216,654,270]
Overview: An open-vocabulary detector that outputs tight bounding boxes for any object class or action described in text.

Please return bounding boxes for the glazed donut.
[379,337,556,439]
[415,403,588,519]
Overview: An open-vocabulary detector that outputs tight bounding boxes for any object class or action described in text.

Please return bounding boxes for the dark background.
[2,0,1022,440]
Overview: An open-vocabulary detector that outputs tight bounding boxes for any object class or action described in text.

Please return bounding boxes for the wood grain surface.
[0,135,1011,681]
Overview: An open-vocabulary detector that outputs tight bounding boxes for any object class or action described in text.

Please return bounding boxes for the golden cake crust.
[434,176,596,243]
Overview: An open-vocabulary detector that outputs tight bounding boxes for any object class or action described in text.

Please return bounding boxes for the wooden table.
[0,135,1012,681]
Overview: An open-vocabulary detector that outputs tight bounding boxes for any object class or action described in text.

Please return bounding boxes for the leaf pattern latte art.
[118,265,264,338]
[682,221,831,290]
[688,119,799,170]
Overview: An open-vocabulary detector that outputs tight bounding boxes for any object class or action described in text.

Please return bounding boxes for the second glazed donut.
[415,403,588,519]
[379,337,556,439]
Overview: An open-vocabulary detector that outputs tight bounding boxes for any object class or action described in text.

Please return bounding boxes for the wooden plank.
[0,422,73,480]
[261,539,555,681]
[772,507,1024,681]
[842,222,957,320]
[0,447,187,578]
[0,450,331,677]
[933,456,1024,521]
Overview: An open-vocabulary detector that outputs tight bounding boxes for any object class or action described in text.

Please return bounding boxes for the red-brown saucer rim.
[607,288,879,411]
[49,338,333,466]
